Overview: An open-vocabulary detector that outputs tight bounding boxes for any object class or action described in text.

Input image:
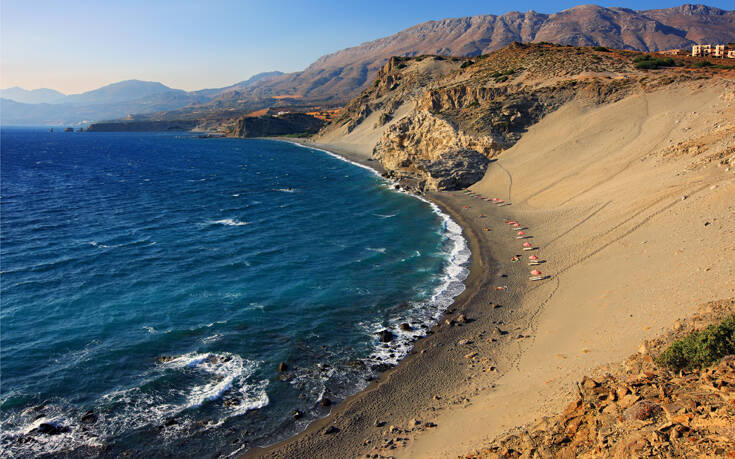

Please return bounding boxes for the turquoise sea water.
[0,129,469,457]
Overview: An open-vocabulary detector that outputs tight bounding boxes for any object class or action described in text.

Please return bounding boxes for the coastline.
[241,138,527,458]
[244,83,735,457]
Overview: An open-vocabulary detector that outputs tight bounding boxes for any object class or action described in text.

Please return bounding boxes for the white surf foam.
[209,218,248,227]
[1,352,269,457]
[286,140,471,371]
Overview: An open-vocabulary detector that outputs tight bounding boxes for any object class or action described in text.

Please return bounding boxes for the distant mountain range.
[0,87,66,104]
[2,4,733,126]
[0,74,283,126]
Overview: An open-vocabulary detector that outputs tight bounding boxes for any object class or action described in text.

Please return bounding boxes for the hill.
[0,87,66,104]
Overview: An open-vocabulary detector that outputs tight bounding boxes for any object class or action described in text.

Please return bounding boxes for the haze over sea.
[0,129,469,457]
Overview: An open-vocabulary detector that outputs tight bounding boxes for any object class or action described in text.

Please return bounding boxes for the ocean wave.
[0,352,269,457]
[366,247,387,253]
[209,218,248,227]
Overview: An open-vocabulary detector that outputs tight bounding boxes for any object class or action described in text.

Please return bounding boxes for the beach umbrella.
[517,231,525,235]
[529,255,539,260]
[512,223,521,227]
[528,269,545,281]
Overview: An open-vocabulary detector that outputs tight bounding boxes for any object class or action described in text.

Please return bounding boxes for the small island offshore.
[1,3,734,458]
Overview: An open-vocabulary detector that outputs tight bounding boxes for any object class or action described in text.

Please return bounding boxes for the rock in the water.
[377,330,394,343]
[399,323,413,331]
[80,410,97,424]
[278,362,289,372]
[34,422,70,435]
[320,398,332,407]
[292,410,303,419]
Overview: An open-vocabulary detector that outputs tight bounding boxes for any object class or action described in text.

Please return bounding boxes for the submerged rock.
[33,422,70,436]
[80,410,97,424]
[377,330,394,343]
[277,362,289,372]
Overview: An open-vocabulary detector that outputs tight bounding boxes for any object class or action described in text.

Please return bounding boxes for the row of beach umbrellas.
[462,189,548,282]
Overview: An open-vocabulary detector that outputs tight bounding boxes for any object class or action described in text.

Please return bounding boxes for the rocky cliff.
[231,113,325,138]
[85,120,199,132]
[318,42,730,192]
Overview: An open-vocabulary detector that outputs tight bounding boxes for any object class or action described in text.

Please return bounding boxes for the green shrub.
[657,315,735,371]
[494,75,509,83]
[633,55,676,69]
[396,63,407,69]
[502,69,515,75]
[593,46,609,52]
[460,60,474,69]
[433,56,445,61]
[692,60,714,68]
[414,56,425,62]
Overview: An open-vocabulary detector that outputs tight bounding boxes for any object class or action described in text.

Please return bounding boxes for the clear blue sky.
[1,0,731,94]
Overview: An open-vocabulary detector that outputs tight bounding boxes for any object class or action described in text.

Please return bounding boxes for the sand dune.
[255,78,734,458]
[403,80,735,457]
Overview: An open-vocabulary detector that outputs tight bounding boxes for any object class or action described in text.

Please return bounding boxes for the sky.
[2,0,732,94]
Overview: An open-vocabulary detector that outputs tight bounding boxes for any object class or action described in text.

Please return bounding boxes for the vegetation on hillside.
[657,315,735,371]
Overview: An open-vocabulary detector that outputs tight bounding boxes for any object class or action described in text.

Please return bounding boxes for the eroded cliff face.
[319,43,721,192]
[232,113,324,138]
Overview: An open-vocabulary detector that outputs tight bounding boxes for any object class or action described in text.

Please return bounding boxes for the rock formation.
[232,113,324,138]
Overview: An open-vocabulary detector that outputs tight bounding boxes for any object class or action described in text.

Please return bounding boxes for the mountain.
[220,4,735,104]
[192,71,285,97]
[0,87,66,104]
[0,80,221,125]
[62,80,185,105]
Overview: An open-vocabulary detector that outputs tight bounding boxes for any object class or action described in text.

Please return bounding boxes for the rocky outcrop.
[232,113,324,138]
[374,110,500,167]
[416,149,491,191]
[371,110,498,191]
[467,299,735,459]
[85,120,198,132]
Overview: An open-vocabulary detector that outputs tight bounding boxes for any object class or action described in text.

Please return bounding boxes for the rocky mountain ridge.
[216,4,735,106]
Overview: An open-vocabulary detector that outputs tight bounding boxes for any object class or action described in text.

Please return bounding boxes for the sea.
[0,128,469,457]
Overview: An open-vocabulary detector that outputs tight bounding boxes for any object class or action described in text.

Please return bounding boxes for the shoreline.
[241,138,526,458]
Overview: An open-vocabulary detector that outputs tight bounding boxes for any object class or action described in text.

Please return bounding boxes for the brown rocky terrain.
[318,42,734,192]
[465,299,735,458]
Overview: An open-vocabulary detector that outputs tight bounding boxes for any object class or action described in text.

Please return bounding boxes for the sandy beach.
[245,80,735,458]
